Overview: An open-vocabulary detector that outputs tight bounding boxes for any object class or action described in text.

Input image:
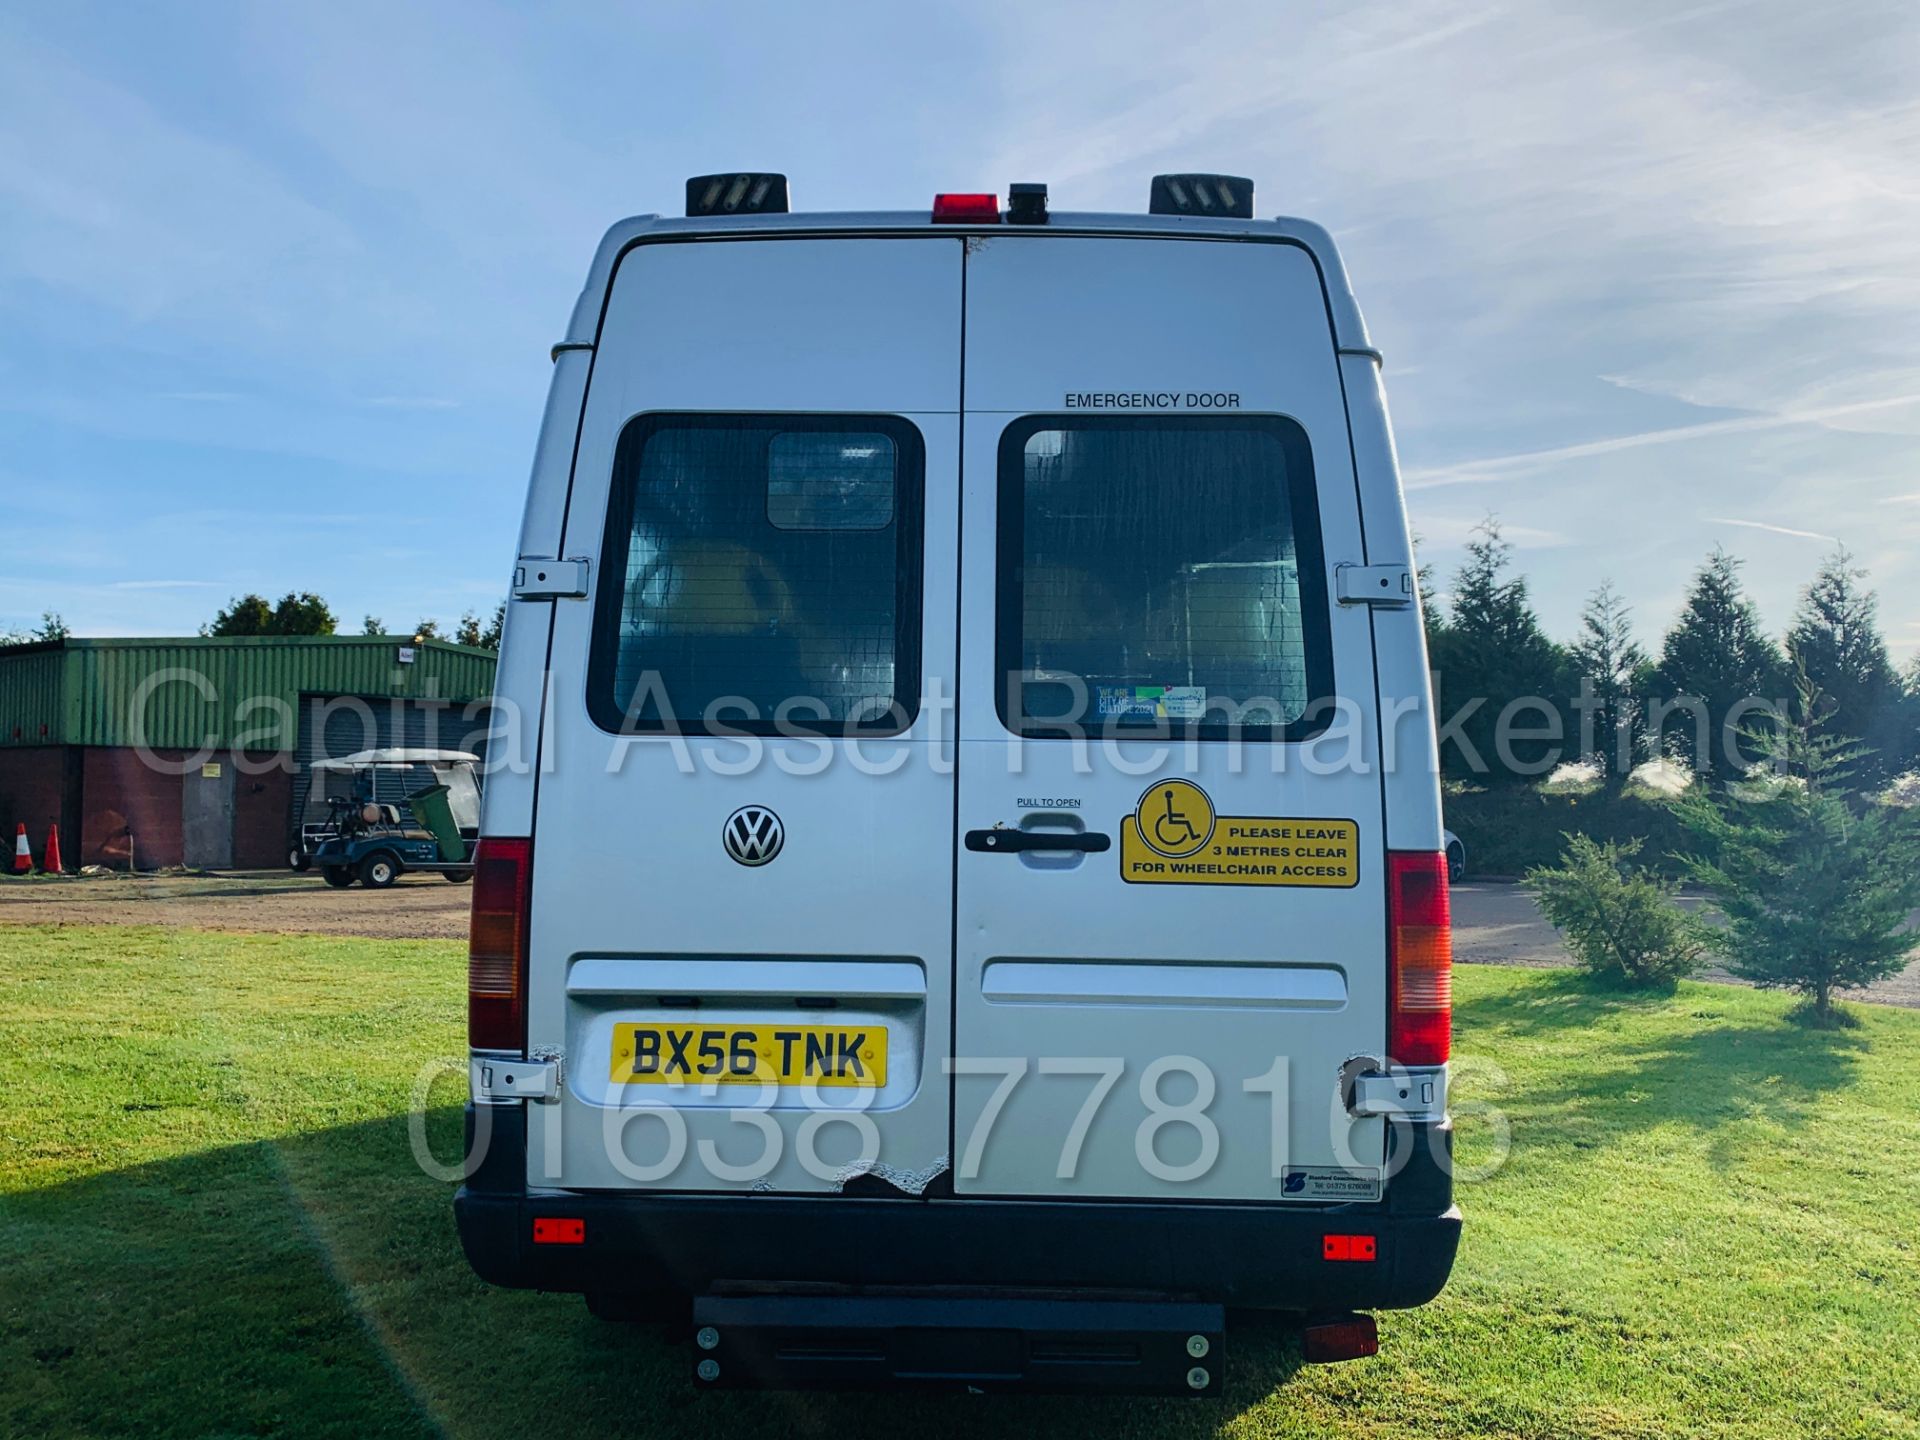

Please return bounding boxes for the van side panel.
[477,349,592,844]
[1338,355,1444,852]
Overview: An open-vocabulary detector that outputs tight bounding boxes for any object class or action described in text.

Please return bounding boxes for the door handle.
[965,829,1112,853]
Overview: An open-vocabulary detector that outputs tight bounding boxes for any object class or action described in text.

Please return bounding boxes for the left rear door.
[527,235,964,1195]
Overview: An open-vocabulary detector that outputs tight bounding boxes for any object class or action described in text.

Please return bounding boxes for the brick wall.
[79,748,296,871]
[232,755,294,869]
[0,747,64,867]
[82,747,185,869]
[1,747,300,872]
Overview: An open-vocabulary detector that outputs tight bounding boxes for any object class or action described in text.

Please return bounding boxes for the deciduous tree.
[205,592,335,637]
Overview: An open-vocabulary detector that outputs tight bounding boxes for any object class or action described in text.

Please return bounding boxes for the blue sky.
[3,0,1916,659]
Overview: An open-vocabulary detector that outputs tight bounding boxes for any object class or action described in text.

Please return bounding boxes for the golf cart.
[299,749,482,889]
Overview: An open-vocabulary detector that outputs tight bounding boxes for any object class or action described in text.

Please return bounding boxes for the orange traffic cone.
[42,823,63,874]
[11,824,30,874]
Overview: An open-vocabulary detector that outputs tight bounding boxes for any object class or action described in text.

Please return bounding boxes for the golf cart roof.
[310,748,481,772]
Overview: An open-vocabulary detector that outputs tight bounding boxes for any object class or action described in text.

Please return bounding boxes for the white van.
[456,173,1459,1394]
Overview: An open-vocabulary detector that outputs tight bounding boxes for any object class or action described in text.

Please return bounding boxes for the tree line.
[197,593,506,650]
[1426,520,1919,788]
[2,597,507,650]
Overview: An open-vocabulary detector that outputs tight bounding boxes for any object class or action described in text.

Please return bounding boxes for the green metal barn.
[0,636,497,871]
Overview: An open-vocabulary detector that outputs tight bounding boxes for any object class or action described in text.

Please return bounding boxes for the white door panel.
[962,237,1332,415]
[952,237,1387,1201]
[530,237,962,1193]
[586,238,964,416]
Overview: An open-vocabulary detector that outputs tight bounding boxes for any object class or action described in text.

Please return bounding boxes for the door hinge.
[512,557,590,600]
[1349,1065,1447,1119]
[471,1056,561,1103]
[1335,563,1414,608]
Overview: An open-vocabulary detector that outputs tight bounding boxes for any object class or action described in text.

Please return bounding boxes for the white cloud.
[1403,393,1920,490]
[973,0,1920,658]
[1703,517,1839,543]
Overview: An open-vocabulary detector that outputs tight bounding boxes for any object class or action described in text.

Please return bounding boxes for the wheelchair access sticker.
[1119,781,1359,887]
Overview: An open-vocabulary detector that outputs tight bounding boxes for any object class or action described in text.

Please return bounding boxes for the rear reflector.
[532,1217,585,1246]
[932,192,1000,223]
[1302,1314,1379,1364]
[468,837,532,1052]
[1388,850,1453,1066]
[1322,1234,1378,1262]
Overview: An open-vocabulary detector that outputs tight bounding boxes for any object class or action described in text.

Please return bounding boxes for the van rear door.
[953,235,1388,1201]
[528,236,962,1195]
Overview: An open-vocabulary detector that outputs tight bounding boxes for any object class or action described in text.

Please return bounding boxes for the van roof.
[558,211,1377,361]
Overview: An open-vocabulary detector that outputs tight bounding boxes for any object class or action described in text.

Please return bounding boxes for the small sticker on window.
[1095,685,1206,719]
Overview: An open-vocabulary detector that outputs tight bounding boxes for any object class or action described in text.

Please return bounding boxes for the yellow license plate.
[609,1023,887,1087]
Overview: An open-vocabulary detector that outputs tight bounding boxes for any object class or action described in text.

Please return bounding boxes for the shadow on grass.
[1,1109,1297,1440]
[1456,971,1868,1165]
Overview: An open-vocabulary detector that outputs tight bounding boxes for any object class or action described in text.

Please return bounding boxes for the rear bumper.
[453,1106,1461,1312]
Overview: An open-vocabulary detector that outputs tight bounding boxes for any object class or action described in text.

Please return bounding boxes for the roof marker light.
[685,172,791,217]
[931,192,1001,224]
[1149,173,1255,220]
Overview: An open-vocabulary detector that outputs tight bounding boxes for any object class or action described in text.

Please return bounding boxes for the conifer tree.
[1568,579,1648,793]
[1428,517,1567,784]
[1678,678,1920,1023]
[1787,548,1899,777]
[1654,549,1786,779]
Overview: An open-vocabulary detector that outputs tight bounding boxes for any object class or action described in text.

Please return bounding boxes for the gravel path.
[0,869,471,941]
[5,871,1916,1009]
[1449,881,1920,1009]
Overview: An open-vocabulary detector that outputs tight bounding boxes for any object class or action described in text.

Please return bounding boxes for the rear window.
[995,414,1332,739]
[588,414,924,735]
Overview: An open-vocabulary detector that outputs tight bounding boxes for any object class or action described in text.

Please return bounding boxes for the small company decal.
[1281,1166,1382,1202]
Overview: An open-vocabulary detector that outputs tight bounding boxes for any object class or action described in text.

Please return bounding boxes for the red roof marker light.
[932,192,1000,224]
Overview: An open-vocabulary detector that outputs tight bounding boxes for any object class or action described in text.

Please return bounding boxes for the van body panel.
[525,237,963,1192]
[554,214,1375,355]
[469,206,1456,1326]
[475,348,591,845]
[951,236,1387,1199]
[1338,353,1446,851]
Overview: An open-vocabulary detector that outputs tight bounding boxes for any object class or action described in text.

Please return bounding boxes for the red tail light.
[468,837,532,1051]
[1388,850,1452,1065]
[931,192,1001,223]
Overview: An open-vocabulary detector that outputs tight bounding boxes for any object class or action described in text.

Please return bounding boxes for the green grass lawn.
[3,925,1917,1439]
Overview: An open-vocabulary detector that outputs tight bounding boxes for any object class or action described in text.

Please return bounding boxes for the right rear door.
[951,235,1389,1201]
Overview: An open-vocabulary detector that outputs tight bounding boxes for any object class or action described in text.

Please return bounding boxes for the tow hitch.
[688,1293,1225,1395]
